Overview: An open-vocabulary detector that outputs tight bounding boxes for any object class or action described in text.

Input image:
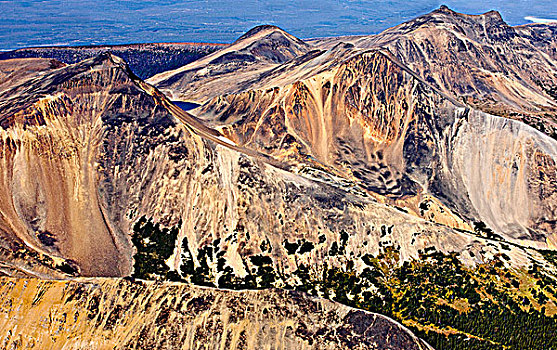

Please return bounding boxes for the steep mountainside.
[152,7,557,138]
[148,25,312,102]
[0,54,524,280]
[310,6,557,137]
[0,52,448,349]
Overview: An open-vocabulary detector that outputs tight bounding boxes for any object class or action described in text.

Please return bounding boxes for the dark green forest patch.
[131,216,180,281]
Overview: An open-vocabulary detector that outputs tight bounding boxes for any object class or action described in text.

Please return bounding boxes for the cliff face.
[0,54,160,277]
[0,277,430,350]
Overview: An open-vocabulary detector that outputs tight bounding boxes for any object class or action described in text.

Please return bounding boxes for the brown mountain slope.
[0,53,448,349]
[150,7,557,139]
[1,47,557,349]
[0,55,144,276]
[147,25,312,102]
[309,6,557,136]
[197,49,557,248]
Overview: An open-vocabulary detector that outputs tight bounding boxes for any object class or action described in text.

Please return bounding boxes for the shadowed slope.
[0,42,225,80]
[515,23,557,61]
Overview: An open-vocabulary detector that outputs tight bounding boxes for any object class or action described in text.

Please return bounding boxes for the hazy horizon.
[1,0,556,51]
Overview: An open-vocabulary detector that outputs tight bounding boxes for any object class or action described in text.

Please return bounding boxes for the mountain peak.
[147,24,310,100]
[236,25,286,42]
[84,52,130,70]
[434,5,504,23]
[437,4,453,13]
[234,24,307,48]
[206,25,309,66]
[0,52,142,128]
[384,5,511,40]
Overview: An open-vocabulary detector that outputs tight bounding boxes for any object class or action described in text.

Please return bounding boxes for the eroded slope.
[197,50,557,248]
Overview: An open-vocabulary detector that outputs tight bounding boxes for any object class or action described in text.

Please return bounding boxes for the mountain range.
[0,6,556,350]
